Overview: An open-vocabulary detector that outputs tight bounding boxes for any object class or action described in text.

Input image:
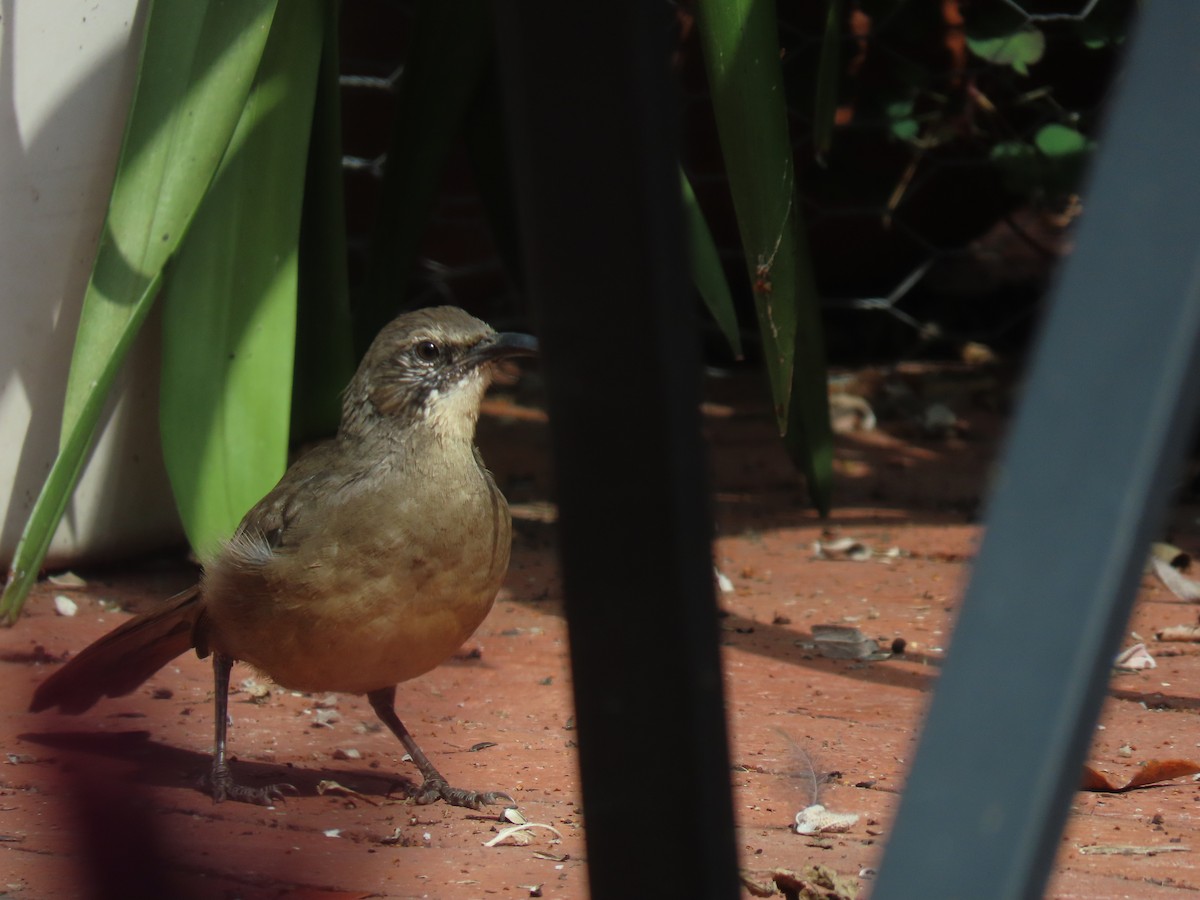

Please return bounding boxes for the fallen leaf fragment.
[1113,642,1156,671]
[829,393,876,433]
[1081,759,1200,792]
[739,871,778,898]
[794,804,860,834]
[770,864,859,900]
[1150,555,1200,601]
[312,708,340,728]
[47,571,88,588]
[483,822,563,848]
[502,806,527,825]
[714,567,735,594]
[813,538,872,562]
[317,780,380,806]
[1151,542,1191,569]
[1156,624,1200,642]
[1077,844,1189,856]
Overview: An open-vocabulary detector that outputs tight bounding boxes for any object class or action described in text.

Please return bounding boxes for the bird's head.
[340,307,537,442]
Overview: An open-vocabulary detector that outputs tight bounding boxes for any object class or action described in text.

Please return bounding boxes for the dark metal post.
[490,3,739,899]
[875,5,1200,897]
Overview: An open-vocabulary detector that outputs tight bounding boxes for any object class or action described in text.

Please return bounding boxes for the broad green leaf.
[696,0,833,514]
[813,0,843,164]
[0,0,278,624]
[160,0,323,556]
[681,172,742,358]
[293,1,356,443]
[357,0,494,357]
[966,27,1045,76]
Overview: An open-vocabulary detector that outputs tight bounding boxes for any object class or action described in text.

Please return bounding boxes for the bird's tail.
[30,585,206,714]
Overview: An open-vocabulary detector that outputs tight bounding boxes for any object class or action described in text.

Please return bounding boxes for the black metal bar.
[490,3,738,899]
[874,5,1200,898]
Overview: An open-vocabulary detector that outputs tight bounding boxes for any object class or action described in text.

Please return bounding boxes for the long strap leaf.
[160,0,323,555]
[1,0,278,624]
[696,0,833,513]
[682,171,743,358]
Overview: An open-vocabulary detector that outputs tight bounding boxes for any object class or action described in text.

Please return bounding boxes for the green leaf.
[990,125,1093,196]
[159,0,324,555]
[1,0,278,624]
[813,0,844,164]
[61,2,279,440]
[681,172,742,358]
[696,0,833,514]
[1,274,162,626]
[357,0,494,357]
[966,27,1045,75]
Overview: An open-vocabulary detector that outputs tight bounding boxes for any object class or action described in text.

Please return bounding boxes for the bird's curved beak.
[468,332,539,366]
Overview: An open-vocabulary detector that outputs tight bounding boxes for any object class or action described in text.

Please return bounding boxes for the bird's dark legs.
[367,686,512,810]
[209,652,293,805]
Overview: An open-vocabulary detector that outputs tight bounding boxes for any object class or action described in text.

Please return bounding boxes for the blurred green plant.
[867,2,1121,200]
[966,26,1046,76]
[991,123,1095,196]
[1,0,835,624]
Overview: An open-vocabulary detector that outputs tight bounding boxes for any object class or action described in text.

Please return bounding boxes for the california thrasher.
[30,306,536,810]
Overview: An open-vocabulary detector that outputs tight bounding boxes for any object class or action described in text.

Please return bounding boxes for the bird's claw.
[413,776,512,810]
[209,766,297,806]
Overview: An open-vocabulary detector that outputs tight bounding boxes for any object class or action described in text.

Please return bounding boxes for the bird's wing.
[232,437,387,553]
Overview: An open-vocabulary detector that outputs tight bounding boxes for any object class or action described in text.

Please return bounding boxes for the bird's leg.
[208,652,294,805]
[367,686,513,810]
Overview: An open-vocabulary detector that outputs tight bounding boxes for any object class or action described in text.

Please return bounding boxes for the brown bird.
[31,306,537,809]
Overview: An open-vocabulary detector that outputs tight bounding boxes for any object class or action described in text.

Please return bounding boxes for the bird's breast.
[203,459,511,694]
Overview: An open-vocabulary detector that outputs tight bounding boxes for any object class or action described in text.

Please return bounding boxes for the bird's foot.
[412,775,512,810]
[209,763,296,807]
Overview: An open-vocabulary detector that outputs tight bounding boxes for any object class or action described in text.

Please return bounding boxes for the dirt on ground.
[4,367,1200,899]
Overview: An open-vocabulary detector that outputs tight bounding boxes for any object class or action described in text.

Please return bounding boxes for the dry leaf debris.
[742,864,860,900]
[483,822,564,848]
[793,804,860,835]
[1081,759,1200,792]
[1150,554,1200,601]
[1113,642,1156,671]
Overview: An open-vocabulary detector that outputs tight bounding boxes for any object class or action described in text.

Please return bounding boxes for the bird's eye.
[414,340,441,362]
